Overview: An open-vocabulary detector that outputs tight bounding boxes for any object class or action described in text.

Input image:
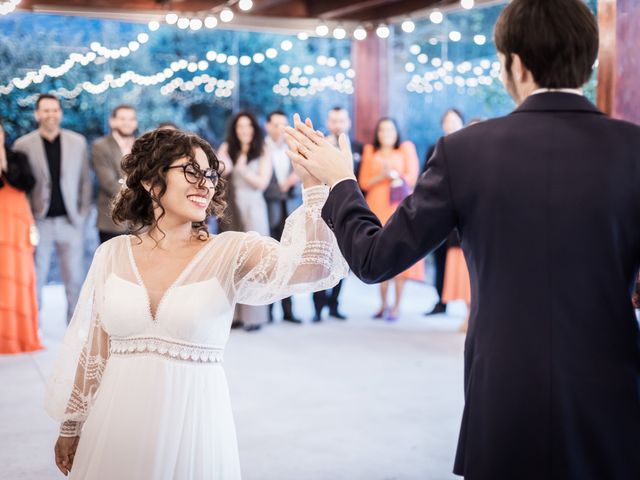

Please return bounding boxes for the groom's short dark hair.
[494,0,598,89]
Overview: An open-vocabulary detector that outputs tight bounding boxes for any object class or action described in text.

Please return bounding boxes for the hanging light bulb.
[401,19,415,33]
[189,18,203,31]
[165,12,178,25]
[205,16,218,28]
[461,0,475,9]
[177,17,190,29]
[220,8,234,23]
[148,20,160,31]
[376,24,390,39]
[297,32,309,41]
[430,10,444,24]
[239,0,253,11]
[333,27,346,40]
[315,23,329,37]
[353,26,367,41]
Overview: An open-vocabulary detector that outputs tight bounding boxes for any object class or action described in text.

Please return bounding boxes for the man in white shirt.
[264,110,302,323]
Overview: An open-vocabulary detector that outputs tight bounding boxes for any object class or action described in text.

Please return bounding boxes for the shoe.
[385,308,399,322]
[283,316,303,324]
[424,303,446,316]
[372,308,388,320]
[329,310,347,320]
[244,324,262,332]
[312,314,322,323]
[231,320,244,329]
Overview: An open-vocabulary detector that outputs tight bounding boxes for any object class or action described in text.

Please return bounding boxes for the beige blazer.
[92,134,127,233]
[13,129,91,227]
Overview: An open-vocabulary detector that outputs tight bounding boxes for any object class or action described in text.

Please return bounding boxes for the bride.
[46,126,347,478]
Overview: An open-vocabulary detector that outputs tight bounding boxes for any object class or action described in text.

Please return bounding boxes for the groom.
[285,0,640,478]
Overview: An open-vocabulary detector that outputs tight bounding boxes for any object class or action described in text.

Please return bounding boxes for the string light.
[333,27,346,40]
[430,10,444,24]
[449,31,462,42]
[0,0,20,16]
[165,12,178,25]
[401,19,415,33]
[204,16,218,29]
[238,0,253,11]
[353,26,367,41]
[376,24,390,39]
[461,0,475,9]
[315,23,329,37]
[474,34,487,45]
[219,8,234,23]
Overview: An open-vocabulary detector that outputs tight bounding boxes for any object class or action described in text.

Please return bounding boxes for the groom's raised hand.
[285,113,356,188]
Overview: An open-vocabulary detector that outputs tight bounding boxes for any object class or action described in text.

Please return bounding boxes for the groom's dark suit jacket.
[322,93,640,480]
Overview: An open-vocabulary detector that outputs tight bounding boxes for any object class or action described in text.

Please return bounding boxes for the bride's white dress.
[44,186,348,479]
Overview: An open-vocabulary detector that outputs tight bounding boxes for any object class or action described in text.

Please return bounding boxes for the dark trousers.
[313,279,343,315]
[99,230,122,244]
[433,241,447,304]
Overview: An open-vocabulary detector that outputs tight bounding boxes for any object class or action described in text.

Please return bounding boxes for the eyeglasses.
[166,162,219,187]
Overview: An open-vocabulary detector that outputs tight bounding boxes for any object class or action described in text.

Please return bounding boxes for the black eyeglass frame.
[166,162,219,187]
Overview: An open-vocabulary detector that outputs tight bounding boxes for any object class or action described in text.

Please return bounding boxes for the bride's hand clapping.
[55,435,79,476]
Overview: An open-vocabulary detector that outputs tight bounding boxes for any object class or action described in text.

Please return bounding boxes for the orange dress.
[442,247,471,304]
[358,141,424,281]
[0,181,42,354]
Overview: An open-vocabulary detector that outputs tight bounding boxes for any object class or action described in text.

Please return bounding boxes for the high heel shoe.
[385,308,399,322]
[372,308,388,319]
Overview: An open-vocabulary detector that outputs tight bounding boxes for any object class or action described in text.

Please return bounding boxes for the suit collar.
[512,92,604,115]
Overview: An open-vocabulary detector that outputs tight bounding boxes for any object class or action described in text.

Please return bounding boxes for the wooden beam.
[307,0,444,20]
[352,34,388,145]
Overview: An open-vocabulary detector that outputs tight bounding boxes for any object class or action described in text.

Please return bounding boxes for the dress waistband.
[110,337,224,363]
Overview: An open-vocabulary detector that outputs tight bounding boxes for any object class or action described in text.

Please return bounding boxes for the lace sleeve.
[44,245,110,437]
[234,185,348,305]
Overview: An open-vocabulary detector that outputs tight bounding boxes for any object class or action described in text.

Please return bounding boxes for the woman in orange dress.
[358,118,423,321]
[441,231,471,332]
[0,122,43,354]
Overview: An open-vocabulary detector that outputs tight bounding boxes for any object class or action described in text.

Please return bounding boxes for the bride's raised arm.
[44,245,110,438]
[232,184,348,305]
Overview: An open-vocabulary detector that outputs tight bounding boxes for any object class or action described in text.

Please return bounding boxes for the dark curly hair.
[226,111,264,164]
[111,128,226,241]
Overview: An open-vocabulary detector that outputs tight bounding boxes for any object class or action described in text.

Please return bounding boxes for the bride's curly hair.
[112,128,226,240]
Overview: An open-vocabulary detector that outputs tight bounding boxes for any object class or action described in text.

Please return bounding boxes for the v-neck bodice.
[125,236,217,322]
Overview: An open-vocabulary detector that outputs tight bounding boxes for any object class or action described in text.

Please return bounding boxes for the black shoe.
[283,316,303,324]
[329,310,347,320]
[244,324,262,332]
[312,313,322,322]
[231,320,244,329]
[424,303,447,316]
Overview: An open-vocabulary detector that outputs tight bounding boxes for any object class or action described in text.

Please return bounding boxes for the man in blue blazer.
[285,0,640,478]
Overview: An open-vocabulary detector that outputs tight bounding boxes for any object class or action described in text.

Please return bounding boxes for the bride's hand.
[55,435,79,476]
[286,117,323,188]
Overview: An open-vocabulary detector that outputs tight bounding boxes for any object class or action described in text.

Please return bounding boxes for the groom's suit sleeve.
[321,137,457,284]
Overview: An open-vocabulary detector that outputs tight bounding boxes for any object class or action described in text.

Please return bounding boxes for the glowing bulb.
[177,17,190,29]
[449,31,462,42]
[474,34,486,45]
[165,12,178,25]
[401,19,415,33]
[297,32,309,40]
[376,24,390,39]
[148,20,160,31]
[220,8,234,23]
[189,18,203,31]
[204,16,218,29]
[333,27,346,40]
[315,23,329,36]
[461,0,474,9]
[281,40,293,51]
[239,0,253,11]
[353,26,367,41]
[430,10,444,24]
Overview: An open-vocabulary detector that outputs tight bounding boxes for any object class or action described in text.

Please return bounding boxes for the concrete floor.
[0,275,467,480]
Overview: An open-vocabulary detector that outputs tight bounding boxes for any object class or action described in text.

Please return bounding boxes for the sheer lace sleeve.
[233,185,348,305]
[44,245,110,437]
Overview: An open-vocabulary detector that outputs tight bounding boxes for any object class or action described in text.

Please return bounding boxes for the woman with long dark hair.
[357,118,422,321]
[217,112,272,331]
[47,128,347,478]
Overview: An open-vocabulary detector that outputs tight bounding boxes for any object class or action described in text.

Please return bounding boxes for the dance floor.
[1,275,467,480]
